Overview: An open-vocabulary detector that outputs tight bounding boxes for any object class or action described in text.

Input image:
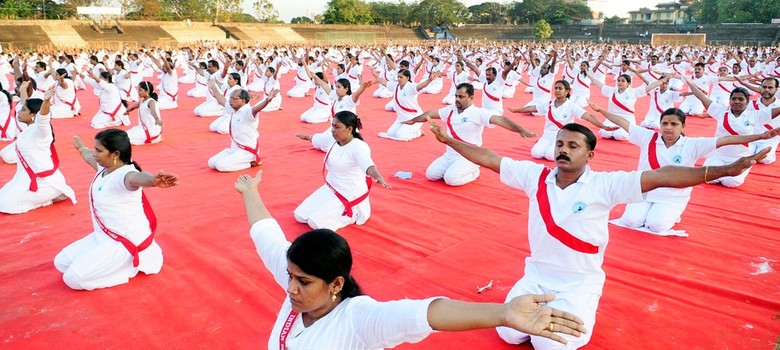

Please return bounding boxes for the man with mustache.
[736,77,780,164]
[427,120,768,350]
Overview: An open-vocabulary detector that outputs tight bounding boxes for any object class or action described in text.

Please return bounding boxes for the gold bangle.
[704,166,709,183]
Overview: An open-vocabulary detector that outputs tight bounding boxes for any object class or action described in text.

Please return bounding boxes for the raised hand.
[234,170,262,193]
[427,116,449,143]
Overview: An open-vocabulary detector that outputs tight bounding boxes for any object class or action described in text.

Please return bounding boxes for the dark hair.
[315,71,327,84]
[198,62,207,70]
[660,107,686,124]
[399,60,410,68]
[730,87,750,100]
[237,89,250,103]
[399,69,412,81]
[694,62,705,69]
[560,123,597,151]
[207,60,219,69]
[555,79,572,99]
[25,98,43,115]
[90,55,99,62]
[36,61,46,70]
[336,78,352,95]
[456,82,474,97]
[139,81,158,101]
[337,63,345,72]
[115,60,125,69]
[228,72,242,86]
[618,74,632,84]
[95,129,141,171]
[334,111,363,141]
[267,66,276,74]
[287,229,362,299]
[99,71,112,83]
[761,77,779,88]
[486,67,497,76]
[0,81,10,105]
[55,68,69,80]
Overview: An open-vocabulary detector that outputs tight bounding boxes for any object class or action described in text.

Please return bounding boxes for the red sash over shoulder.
[323,143,372,218]
[536,168,599,254]
[16,141,59,192]
[611,92,634,114]
[647,133,661,169]
[89,169,157,267]
[546,101,564,129]
[721,112,748,146]
[394,84,419,113]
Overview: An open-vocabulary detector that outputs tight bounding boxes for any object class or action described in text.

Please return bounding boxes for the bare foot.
[296,133,312,141]
[250,160,263,167]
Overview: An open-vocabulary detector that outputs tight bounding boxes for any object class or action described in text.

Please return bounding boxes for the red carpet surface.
[1,66,779,350]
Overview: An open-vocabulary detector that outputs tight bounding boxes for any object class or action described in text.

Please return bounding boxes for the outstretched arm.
[640,148,770,192]
[252,90,279,115]
[427,294,586,345]
[73,135,98,170]
[366,165,390,188]
[490,115,536,138]
[125,170,179,190]
[351,81,373,102]
[589,102,630,131]
[716,127,780,147]
[428,117,502,173]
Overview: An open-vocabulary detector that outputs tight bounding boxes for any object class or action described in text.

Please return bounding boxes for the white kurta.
[251,219,436,350]
[294,138,375,231]
[54,165,163,290]
[127,98,162,145]
[0,112,76,213]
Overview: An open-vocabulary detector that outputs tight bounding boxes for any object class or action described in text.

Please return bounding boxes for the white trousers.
[620,200,688,232]
[425,154,480,186]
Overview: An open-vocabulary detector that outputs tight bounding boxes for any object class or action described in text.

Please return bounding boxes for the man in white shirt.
[427,120,766,349]
[403,83,536,186]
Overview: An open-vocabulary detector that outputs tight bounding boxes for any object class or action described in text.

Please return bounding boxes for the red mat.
[1,66,778,350]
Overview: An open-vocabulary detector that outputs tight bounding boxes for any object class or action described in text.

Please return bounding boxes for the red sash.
[536,78,551,94]
[576,74,589,89]
[546,101,564,129]
[58,93,78,112]
[323,143,372,218]
[314,95,329,106]
[717,82,731,93]
[483,83,500,102]
[102,101,122,121]
[648,70,660,81]
[16,141,59,192]
[89,169,157,268]
[611,92,634,114]
[295,72,307,82]
[196,79,206,86]
[707,65,718,75]
[394,84,418,113]
[647,133,661,169]
[140,104,161,144]
[653,90,664,114]
[163,88,178,101]
[721,112,748,147]
[348,74,358,80]
[228,111,261,163]
[564,65,575,80]
[752,100,761,111]
[536,168,598,254]
[444,109,470,143]
[1,103,15,139]
[279,310,298,350]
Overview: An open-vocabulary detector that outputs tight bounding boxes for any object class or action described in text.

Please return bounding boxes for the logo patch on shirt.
[672,155,683,164]
[461,117,468,123]
[572,201,587,214]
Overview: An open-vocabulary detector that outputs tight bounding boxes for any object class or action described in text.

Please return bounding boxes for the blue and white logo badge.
[672,155,683,164]
[461,117,468,123]
[572,201,587,214]
[744,120,750,127]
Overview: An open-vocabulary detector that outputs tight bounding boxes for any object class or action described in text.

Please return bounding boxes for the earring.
[331,293,337,302]
[113,157,117,166]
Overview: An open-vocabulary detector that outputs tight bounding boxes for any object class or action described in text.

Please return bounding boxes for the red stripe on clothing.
[536,168,598,254]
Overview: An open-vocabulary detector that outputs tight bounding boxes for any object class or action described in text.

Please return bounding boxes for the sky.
[244,0,666,23]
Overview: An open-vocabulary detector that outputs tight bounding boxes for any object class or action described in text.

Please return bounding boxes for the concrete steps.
[160,23,231,44]
[40,22,87,48]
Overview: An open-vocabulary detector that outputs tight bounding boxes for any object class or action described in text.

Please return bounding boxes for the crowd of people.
[1,40,779,349]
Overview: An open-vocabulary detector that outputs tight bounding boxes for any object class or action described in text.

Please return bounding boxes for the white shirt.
[536,100,587,140]
[438,104,494,155]
[706,103,770,158]
[250,219,436,350]
[478,74,504,113]
[229,103,259,154]
[628,124,717,203]
[387,81,421,122]
[500,158,643,293]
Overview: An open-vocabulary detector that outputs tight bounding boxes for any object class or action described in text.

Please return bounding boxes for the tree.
[533,19,552,41]
[467,2,507,24]
[0,0,35,19]
[291,16,313,24]
[253,0,279,23]
[508,0,547,24]
[603,15,622,25]
[322,0,373,24]
[407,0,469,27]
[369,1,410,25]
[508,0,592,25]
